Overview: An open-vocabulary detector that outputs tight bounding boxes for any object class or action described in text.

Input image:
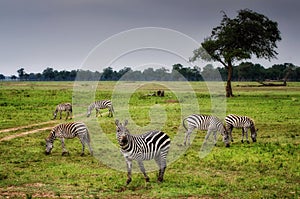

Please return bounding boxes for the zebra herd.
[47,100,258,184]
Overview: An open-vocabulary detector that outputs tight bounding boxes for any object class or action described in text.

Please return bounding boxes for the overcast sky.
[0,0,299,76]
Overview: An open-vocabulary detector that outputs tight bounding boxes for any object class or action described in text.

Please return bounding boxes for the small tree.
[190,9,281,97]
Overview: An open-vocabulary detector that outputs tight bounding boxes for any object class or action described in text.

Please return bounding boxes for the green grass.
[0,81,299,198]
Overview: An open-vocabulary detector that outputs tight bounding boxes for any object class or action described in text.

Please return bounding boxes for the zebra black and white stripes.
[115,119,171,185]
[183,114,230,147]
[53,103,72,120]
[45,122,93,156]
[87,100,114,117]
[225,114,258,143]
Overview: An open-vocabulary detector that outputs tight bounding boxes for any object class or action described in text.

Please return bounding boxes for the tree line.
[1,62,299,81]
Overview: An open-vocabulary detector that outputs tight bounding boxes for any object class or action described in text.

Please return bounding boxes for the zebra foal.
[183,114,230,147]
[115,119,171,185]
[225,114,258,143]
[87,100,114,117]
[53,103,72,120]
[45,122,93,156]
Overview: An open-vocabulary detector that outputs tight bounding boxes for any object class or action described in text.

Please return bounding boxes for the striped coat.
[183,114,230,147]
[115,119,171,185]
[87,100,114,117]
[45,122,93,156]
[53,103,72,120]
[225,114,258,143]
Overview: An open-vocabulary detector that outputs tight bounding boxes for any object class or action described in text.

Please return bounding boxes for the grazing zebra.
[45,122,93,156]
[53,103,72,120]
[87,100,114,117]
[183,114,230,147]
[225,114,258,143]
[115,119,171,185]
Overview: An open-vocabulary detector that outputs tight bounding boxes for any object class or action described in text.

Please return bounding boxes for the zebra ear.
[124,120,128,126]
[115,119,120,126]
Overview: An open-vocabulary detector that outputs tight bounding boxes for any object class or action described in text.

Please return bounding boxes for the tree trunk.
[226,62,234,97]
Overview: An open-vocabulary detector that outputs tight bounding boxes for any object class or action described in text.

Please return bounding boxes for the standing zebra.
[45,122,93,156]
[115,119,171,185]
[53,103,72,120]
[183,114,230,147]
[87,100,114,117]
[225,114,258,143]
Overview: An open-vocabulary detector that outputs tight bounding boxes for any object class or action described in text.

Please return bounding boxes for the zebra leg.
[59,111,62,120]
[60,138,69,155]
[137,160,150,183]
[65,111,69,120]
[228,126,234,142]
[125,158,132,185]
[184,127,194,146]
[79,137,85,156]
[155,155,166,183]
[213,131,217,146]
[241,128,245,143]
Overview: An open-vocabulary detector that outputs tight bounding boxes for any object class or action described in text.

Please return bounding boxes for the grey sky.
[0,0,299,76]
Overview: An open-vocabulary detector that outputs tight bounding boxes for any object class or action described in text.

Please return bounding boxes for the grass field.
[0,81,299,198]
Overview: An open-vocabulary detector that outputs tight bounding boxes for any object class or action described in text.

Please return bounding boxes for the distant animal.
[87,100,114,117]
[45,122,93,156]
[115,119,171,185]
[53,103,72,120]
[225,114,258,143]
[183,114,230,147]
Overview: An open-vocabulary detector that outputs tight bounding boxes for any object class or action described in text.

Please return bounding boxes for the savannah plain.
[0,81,299,198]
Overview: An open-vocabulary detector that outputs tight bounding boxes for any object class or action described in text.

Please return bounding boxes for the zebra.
[225,114,258,143]
[45,122,93,156]
[115,119,171,185]
[87,100,114,117]
[53,103,72,120]
[183,114,230,147]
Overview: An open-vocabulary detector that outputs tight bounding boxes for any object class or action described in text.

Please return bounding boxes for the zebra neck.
[48,131,56,142]
[88,104,95,111]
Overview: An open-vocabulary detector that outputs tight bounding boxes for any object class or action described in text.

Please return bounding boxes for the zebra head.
[45,138,53,155]
[250,126,258,142]
[87,105,92,117]
[115,119,129,147]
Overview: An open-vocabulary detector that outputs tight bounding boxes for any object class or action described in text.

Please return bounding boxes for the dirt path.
[0,121,59,142]
[0,126,53,142]
[0,114,86,142]
[0,120,57,133]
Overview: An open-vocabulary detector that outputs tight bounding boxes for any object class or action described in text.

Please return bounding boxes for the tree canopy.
[190,9,282,97]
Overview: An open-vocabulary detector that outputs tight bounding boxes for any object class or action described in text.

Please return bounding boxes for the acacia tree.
[190,9,281,97]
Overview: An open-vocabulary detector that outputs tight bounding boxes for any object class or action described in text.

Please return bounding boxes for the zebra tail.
[86,128,91,143]
[182,117,188,131]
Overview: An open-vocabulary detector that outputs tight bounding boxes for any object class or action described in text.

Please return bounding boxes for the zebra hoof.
[157,177,163,183]
[126,178,132,185]
[80,153,85,156]
[62,151,69,156]
[225,143,230,148]
[241,140,244,143]
[247,140,250,144]
[145,177,150,183]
